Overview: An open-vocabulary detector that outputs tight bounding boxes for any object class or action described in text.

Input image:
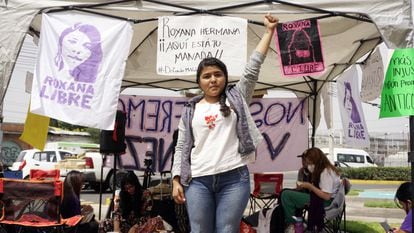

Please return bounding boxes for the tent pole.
[311,80,318,147]
[408,116,414,232]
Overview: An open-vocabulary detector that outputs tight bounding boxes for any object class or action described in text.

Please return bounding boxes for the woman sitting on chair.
[281,147,341,233]
[99,171,151,233]
[61,170,98,233]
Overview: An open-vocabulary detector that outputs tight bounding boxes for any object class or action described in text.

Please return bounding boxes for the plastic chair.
[249,173,284,215]
[30,169,60,180]
[0,178,82,233]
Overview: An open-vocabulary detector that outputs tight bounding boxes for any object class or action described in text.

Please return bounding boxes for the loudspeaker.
[100,110,127,154]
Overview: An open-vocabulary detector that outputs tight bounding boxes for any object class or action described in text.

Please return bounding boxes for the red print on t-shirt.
[205,114,218,129]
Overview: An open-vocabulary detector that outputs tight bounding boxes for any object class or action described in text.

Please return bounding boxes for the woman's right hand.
[172,177,186,204]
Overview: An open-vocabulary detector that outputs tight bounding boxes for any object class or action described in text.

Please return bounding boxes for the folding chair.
[249,173,283,215]
[322,179,349,233]
[302,179,349,233]
[30,169,60,180]
[0,178,82,233]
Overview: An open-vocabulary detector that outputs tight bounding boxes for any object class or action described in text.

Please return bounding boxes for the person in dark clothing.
[61,170,98,233]
[99,171,151,233]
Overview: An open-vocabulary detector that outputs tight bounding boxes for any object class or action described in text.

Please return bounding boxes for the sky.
[3,36,409,138]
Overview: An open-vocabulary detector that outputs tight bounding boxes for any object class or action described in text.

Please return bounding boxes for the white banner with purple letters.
[111,95,308,173]
[337,66,370,148]
[30,12,133,130]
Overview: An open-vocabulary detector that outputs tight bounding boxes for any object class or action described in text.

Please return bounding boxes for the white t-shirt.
[319,168,341,198]
[190,102,253,177]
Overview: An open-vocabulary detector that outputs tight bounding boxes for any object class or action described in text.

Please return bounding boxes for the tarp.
[0,0,413,130]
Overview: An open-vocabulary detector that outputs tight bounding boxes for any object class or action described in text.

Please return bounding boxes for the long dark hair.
[304,147,339,186]
[63,170,83,200]
[196,57,231,117]
[395,182,413,213]
[119,171,144,219]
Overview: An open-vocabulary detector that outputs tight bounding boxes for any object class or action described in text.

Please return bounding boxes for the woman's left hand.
[264,13,279,31]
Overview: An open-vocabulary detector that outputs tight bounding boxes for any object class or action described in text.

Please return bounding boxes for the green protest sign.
[379,48,414,118]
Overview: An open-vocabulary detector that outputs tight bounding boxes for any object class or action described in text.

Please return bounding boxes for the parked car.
[10,149,40,171]
[321,147,377,168]
[10,149,74,179]
[59,151,115,192]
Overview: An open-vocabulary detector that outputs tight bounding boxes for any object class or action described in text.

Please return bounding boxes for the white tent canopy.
[1,0,413,130]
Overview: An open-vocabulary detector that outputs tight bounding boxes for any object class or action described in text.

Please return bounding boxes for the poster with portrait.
[157,16,247,76]
[337,66,370,148]
[275,19,325,77]
[30,12,133,130]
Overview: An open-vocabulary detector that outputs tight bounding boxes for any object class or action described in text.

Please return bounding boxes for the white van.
[320,148,377,168]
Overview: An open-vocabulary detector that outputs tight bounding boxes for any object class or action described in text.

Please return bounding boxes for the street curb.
[349,179,406,185]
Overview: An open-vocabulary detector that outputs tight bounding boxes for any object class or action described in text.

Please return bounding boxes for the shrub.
[339,167,410,181]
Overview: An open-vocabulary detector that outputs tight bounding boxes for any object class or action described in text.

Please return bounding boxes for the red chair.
[30,169,60,180]
[0,178,82,232]
[249,173,283,215]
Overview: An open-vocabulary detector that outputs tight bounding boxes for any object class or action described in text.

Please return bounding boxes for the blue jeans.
[184,166,250,233]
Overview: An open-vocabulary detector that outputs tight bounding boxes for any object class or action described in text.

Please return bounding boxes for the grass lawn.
[347,189,362,196]
[340,220,399,233]
[364,200,398,208]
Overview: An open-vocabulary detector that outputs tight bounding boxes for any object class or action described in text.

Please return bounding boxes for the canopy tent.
[0,0,413,138]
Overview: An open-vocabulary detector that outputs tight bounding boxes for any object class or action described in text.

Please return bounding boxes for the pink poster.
[114,95,308,173]
[275,19,325,77]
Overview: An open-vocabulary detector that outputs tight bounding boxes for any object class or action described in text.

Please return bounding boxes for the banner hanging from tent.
[30,12,133,130]
[275,19,325,77]
[360,48,384,102]
[114,95,308,173]
[337,66,370,148]
[20,104,50,150]
[156,16,247,76]
[380,48,414,118]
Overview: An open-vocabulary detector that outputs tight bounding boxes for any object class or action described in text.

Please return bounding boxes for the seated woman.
[392,182,412,233]
[99,171,151,233]
[281,147,341,233]
[61,170,98,233]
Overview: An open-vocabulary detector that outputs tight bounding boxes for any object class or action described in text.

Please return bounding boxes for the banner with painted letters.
[111,95,309,173]
[337,66,370,148]
[157,16,247,76]
[30,12,133,130]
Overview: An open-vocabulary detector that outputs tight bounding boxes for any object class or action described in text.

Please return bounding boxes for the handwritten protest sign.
[361,48,384,102]
[275,19,324,77]
[113,96,308,173]
[380,48,414,118]
[157,16,247,76]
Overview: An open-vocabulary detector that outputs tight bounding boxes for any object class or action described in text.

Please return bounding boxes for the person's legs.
[184,176,215,233]
[215,166,250,233]
[280,189,310,224]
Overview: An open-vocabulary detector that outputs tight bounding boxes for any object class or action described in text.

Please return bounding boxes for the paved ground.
[88,188,406,224]
[86,178,407,231]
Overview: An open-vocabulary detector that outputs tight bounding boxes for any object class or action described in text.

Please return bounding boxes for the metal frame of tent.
[2,0,413,228]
